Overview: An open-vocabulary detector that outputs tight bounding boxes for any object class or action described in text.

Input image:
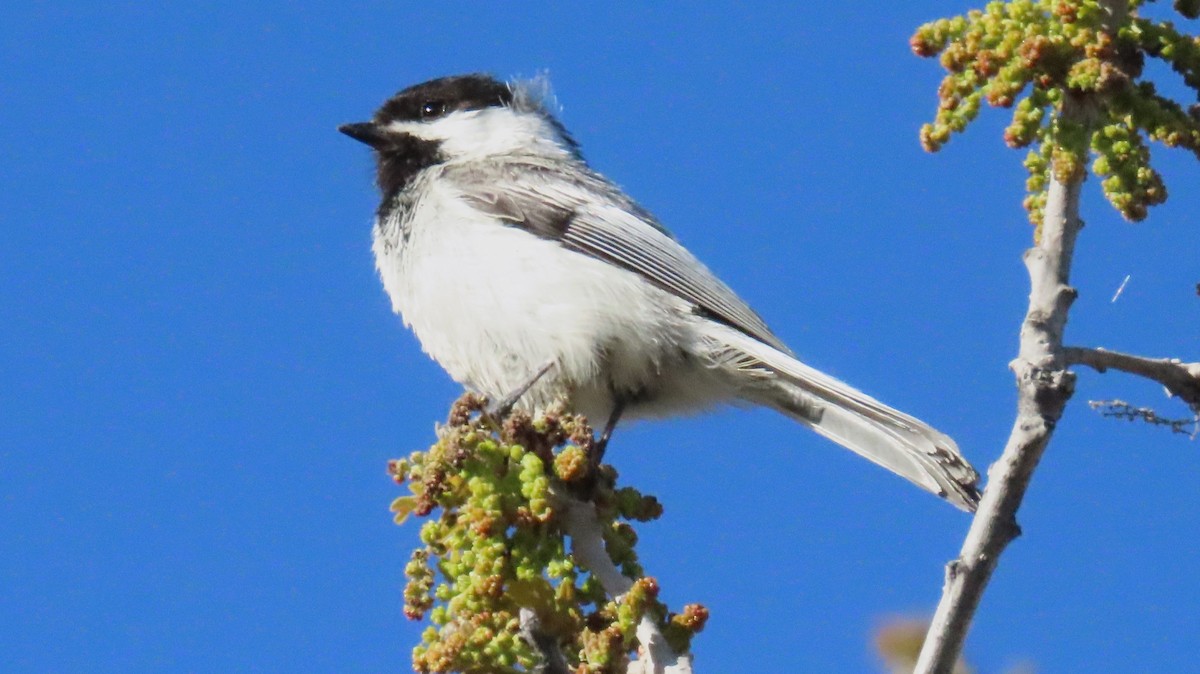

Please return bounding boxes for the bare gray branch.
[1064,347,1200,410]
[913,99,1088,673]
[556,494,693,674]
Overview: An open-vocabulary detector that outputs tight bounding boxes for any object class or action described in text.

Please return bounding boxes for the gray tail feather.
[710,327,981,512]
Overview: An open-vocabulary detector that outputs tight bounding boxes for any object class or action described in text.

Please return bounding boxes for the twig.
[1064,347,1200,409]
[519,608,571,674]
[556,494,694,674]
[913,103,1087,673]
[1087,399,1200,437]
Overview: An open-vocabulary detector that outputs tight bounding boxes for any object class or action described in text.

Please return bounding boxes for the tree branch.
[1087,399,1200,436]
[913,104,1087,674]
[1064,346,1200,409]
[557,494,693,674]
[519,607,571,674]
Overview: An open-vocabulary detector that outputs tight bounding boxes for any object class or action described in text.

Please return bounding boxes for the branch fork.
[914,120,1085,674]
[556,494,693,674]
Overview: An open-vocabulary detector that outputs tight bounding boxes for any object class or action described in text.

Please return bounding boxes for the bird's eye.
[420,100,447,120]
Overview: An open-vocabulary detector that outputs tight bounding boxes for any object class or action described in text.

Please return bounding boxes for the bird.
[339,73,980,511]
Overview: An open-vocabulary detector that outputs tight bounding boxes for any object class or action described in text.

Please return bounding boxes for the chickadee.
[340,74,980,511]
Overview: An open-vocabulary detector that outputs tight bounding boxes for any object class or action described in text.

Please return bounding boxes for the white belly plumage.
[372,180,736,424]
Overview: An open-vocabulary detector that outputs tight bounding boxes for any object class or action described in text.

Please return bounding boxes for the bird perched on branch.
[340,73,980,511]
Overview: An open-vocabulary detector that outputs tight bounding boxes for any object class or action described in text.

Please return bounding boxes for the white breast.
[372,176,733,422]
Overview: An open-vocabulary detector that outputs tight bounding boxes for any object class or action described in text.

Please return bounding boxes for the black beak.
[338,122,390,149]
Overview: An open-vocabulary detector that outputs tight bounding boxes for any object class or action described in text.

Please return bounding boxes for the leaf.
[391,496,418,525]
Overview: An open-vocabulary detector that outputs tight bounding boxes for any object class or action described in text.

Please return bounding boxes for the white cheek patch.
[386,108,569,162]
[383,119,428,138]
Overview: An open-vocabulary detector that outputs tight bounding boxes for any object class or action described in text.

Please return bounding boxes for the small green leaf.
[390,495,418,525]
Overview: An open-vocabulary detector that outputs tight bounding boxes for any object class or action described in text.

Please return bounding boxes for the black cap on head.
[374,74,513,124]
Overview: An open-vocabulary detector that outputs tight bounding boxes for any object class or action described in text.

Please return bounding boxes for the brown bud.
[911,34,939,58]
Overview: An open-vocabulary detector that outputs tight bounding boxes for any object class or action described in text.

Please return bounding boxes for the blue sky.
[3,3,1198,672]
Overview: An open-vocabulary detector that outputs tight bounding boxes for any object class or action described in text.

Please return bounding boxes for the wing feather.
[445,160,790,353]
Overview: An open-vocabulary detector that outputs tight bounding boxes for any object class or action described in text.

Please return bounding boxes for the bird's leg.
[486,360,557,419]
[591,398,626,466]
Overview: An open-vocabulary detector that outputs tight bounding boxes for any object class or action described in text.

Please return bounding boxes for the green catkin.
[912,0,1200,227]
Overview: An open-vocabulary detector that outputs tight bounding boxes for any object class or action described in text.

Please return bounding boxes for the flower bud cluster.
[912,0,1199,227]
[388,394,701,673]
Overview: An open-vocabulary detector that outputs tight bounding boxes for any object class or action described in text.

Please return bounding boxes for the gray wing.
[444,159,790,354]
